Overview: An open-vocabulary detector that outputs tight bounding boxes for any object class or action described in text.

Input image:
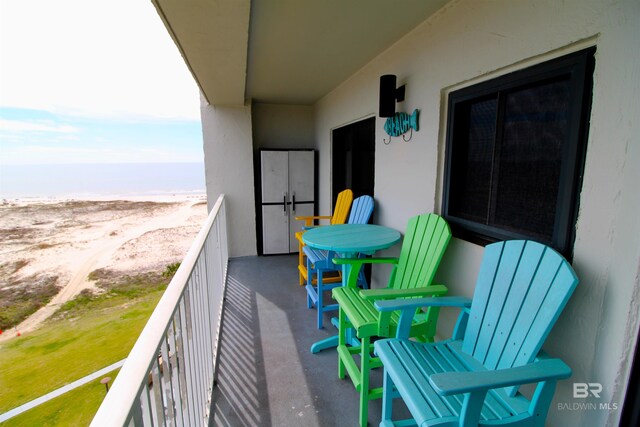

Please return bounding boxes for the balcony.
[91,194,401,426]
[209,256,373,426]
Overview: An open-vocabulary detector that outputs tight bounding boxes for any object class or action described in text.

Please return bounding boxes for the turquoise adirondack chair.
[331,213,451,427]
[374,240,579,427]
[305,195,375,329]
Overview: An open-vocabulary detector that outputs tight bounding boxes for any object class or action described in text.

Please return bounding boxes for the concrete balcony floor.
[210,255,404,427]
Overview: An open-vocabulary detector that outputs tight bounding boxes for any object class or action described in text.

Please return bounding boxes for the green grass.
[0,368,121,427]
[0,270,171,417]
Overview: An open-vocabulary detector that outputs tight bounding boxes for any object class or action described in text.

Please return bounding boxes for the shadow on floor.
[210,255,398,427]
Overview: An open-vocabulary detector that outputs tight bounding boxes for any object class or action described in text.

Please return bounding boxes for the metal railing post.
[90,195,229,427]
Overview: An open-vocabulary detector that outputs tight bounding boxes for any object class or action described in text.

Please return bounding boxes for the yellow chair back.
[330,189,354,225]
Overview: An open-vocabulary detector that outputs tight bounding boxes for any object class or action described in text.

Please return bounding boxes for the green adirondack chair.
[332,213,451,427]
[374,240,579,427]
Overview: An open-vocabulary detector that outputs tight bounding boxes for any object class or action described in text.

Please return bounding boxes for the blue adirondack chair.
[374,240,579,427]
[305,195,374,329]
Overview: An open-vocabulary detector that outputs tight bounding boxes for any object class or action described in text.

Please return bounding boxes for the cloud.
[0,118,80,133]
[0,0,200,121]
[0,143,201,165]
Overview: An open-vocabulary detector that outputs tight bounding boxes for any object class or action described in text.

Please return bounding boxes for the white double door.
[261,150,315,254]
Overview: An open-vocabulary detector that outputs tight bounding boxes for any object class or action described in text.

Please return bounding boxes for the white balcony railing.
[91,194,229,427]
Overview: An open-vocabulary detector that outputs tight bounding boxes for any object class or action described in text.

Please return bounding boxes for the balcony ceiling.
[153,0,450,106]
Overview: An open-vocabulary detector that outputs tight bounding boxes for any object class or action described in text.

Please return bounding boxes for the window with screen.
[442,47,595,259]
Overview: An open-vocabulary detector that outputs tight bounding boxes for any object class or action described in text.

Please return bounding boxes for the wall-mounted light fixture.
[379,74,405,117]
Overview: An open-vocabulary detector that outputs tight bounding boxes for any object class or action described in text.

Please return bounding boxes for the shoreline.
[2,192,207,205]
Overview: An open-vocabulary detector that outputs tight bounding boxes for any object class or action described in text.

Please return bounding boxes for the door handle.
[283,194,287,215]
[292,193,296,213]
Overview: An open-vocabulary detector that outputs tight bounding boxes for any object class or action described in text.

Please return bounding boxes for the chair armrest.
[295,215,332,220]
[333,257,399,266]
[374,296,472,311]
[370,286,449,337]
[295,215,332,227]
[375,296,472,338]
[360,285,448,300]
[429,358,572,396]
[332,257,399,288]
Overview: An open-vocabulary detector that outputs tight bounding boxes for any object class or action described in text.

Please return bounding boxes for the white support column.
[201,99,257,257]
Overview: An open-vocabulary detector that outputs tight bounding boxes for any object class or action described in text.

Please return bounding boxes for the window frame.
[442,47,595,259]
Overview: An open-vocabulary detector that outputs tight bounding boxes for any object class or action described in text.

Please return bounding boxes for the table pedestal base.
[310,317,359,353]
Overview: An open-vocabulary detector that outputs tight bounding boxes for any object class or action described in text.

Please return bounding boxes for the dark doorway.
[332,117,376,285]
[332,117,376,210]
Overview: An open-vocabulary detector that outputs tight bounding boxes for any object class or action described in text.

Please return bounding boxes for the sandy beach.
[0,195,208,342]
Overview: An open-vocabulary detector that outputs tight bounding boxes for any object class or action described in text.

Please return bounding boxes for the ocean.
[0,162,206,199]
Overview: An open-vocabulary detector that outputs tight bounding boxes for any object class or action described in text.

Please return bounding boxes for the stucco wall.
[252,103,315,150]
[201,101,257,257]
[314,0,640,425]
[201,102,315,257]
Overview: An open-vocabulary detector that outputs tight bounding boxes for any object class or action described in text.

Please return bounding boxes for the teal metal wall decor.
[383,109,419,144]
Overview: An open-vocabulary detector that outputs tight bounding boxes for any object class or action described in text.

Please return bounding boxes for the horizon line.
[1,161,205,167]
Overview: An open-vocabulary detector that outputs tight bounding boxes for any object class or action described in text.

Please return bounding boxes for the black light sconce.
[379,74,405,117]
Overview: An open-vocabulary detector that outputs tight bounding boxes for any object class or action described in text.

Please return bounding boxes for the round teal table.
[302,224,401,257]
[302,224,401,353]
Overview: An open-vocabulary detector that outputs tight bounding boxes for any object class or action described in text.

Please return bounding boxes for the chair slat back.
[392,214,451,291]
[462,240,579,370]
[347,195,374,225]
[331,189,354,225]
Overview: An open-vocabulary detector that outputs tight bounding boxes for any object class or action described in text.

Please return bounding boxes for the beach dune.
[0,196,208,342]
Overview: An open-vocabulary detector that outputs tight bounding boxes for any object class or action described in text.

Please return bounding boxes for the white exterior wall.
[201,102,314,257]
[252,103,315,150]
[314,0,640,425]
[201,101,257,257]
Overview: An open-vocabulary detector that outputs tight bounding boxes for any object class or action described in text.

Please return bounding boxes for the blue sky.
[0,107,203,165]
[0,0,202,166]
